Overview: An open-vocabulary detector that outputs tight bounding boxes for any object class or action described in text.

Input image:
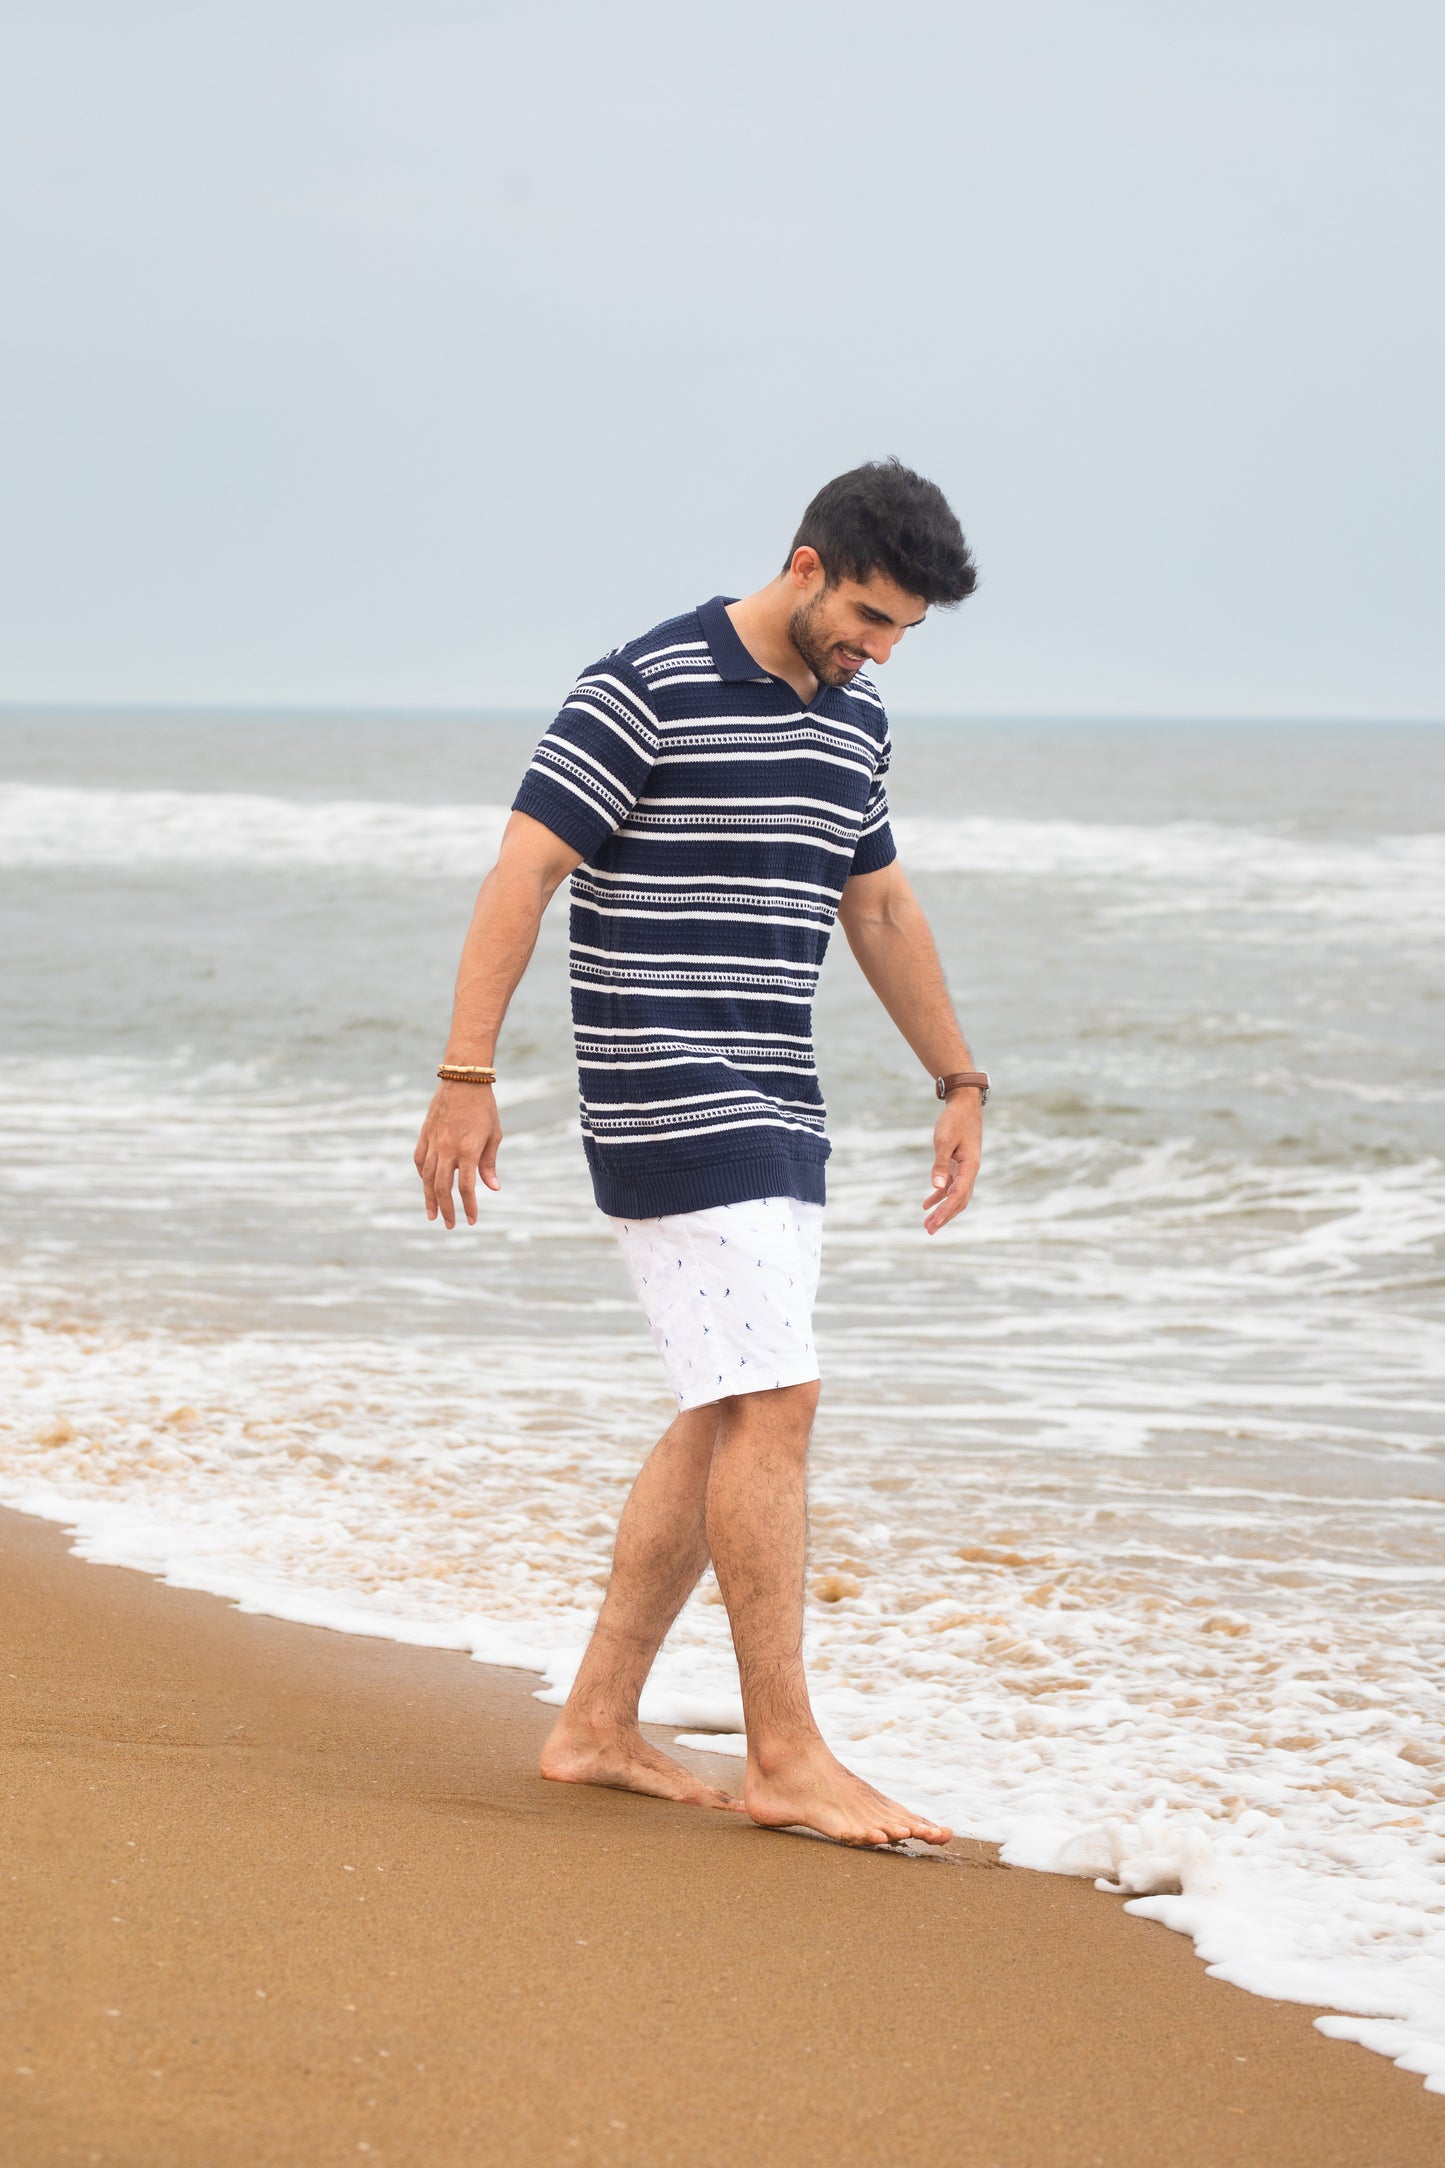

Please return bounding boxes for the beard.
[787,593,860,688]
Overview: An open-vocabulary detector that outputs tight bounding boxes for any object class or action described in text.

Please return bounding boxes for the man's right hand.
[413,812,581,1227]
[414,1082,502,1228]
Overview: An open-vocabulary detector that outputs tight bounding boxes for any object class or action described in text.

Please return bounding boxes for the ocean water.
[2,711,1443,2090]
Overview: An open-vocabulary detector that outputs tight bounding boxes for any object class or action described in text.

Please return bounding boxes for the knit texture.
[512,596,896,1218]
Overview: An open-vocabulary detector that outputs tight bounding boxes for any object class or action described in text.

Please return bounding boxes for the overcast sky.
[1,1,1442,716]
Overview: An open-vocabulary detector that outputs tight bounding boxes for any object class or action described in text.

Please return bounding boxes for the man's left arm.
[836,860,983,1236]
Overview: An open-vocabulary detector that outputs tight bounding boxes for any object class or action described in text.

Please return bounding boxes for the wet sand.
[1,1504,1438,2167]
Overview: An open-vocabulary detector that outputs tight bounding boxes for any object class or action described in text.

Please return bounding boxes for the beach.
[5,0,1443,2150]
[4,1502,1441,2167]
[3,712,1443,2105]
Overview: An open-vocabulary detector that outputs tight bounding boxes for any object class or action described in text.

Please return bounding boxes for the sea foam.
[4,780,1442,943]
[3,757,1442,2091]
[3,1098,1442,2093]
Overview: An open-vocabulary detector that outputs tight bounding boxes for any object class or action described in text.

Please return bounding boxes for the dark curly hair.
[786,458,977,608]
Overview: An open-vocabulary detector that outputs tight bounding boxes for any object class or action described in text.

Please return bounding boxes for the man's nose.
[861,630,895,665]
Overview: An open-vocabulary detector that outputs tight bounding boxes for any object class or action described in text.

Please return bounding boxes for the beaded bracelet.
[436,1064,497,1085]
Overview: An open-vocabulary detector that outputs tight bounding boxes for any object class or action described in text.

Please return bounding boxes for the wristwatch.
[935,1070,990,1105]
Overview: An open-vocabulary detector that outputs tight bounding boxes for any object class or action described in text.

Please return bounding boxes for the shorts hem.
[673,1358,822,1414]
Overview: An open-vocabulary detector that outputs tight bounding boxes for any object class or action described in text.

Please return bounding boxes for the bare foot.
[540,1714,746,1812]
[744,1736,953,1848]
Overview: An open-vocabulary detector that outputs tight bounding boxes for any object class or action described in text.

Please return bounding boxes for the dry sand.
[1,1504,1439,2167]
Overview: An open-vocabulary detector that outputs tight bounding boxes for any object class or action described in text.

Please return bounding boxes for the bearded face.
[786,588,870,689]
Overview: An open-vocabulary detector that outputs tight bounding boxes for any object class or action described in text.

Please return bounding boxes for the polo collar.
[697,595,768,683]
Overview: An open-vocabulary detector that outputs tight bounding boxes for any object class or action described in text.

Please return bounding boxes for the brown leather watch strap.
[935,1070,990,1103]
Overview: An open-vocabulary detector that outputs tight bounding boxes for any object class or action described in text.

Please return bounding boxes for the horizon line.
[3,699,1443,729]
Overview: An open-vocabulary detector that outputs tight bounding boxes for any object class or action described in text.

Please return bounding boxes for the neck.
[725,579,816,704]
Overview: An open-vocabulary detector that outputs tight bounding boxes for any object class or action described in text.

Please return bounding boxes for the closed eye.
[858,605,926,630]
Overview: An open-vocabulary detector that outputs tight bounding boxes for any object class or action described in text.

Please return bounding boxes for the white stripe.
[585,1113,825,1144]
[574,867,842,897]
[626,810,856,832]
[631,638,710,666]
[555,699,657,763]
[588,1107,825,1134]
[613,827,858,860]
[575,1024,814,1043]
[637,792,861,817]
[574,882,828,912]
[644,714,881,765]
[657,723,876,755]
[577,985,817,1006]
[575,969,818,991]
[574,966,818,989]
[572,982,813,1006]
[583,1087,819,1114]
[537,733,636,804]
[578,1055,816,1074]
[528,767,625,826]
[740,705,882,752]
[644,670,728,688]
[640,705,882,757]
[651,747,873,780]
[575,890,834,916]
[841,673,885,705]
[579,669,662,737]
[572,943,821,970]
[571,901,833,931]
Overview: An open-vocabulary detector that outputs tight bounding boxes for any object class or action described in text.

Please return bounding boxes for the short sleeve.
[511,656,661,859]
[849,730,897,877]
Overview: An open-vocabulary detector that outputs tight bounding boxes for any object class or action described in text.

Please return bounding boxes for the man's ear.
[789,546,824,590]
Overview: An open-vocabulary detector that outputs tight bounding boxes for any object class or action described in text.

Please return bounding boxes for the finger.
[434,1158,457,1230]
[925,1196,969,1235]
[923,1179,969,1229]
[456,1160,479,1227]
[922,1163,975,1234]
[419,1150,439,1221]
[923,1149,978,1201]
[921,1165,966,1212]
[478,1143,501,1195]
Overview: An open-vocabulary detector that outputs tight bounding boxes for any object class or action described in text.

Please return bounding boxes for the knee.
[781,1379,820,1427]
[669,1404,725,1457]
[719,1378,819,1451]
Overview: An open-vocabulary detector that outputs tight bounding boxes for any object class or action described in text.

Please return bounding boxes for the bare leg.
[540,1404,743,1810]
[707,1381,953,1848]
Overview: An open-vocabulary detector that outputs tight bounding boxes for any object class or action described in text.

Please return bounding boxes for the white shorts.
[610,1196,824,1412]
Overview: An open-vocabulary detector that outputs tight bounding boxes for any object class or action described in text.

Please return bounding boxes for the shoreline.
[2,1502,1440,2166]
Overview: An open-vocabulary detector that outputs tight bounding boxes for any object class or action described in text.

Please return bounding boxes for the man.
[415,459,985,1849]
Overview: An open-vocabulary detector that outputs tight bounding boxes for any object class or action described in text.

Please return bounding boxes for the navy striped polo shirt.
[512,595,896,1219]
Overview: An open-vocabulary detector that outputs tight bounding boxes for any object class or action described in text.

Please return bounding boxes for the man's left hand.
[922,1093,983,1236]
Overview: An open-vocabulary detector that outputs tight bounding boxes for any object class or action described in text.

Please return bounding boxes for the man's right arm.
[413,810,582,1228]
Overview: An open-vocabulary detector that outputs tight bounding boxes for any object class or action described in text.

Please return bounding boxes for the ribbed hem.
[850,821,898,877]
[584,1141,828,1219]
[511,777,613,860]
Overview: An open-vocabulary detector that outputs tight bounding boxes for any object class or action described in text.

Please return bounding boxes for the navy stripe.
[512,596,895,1218]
